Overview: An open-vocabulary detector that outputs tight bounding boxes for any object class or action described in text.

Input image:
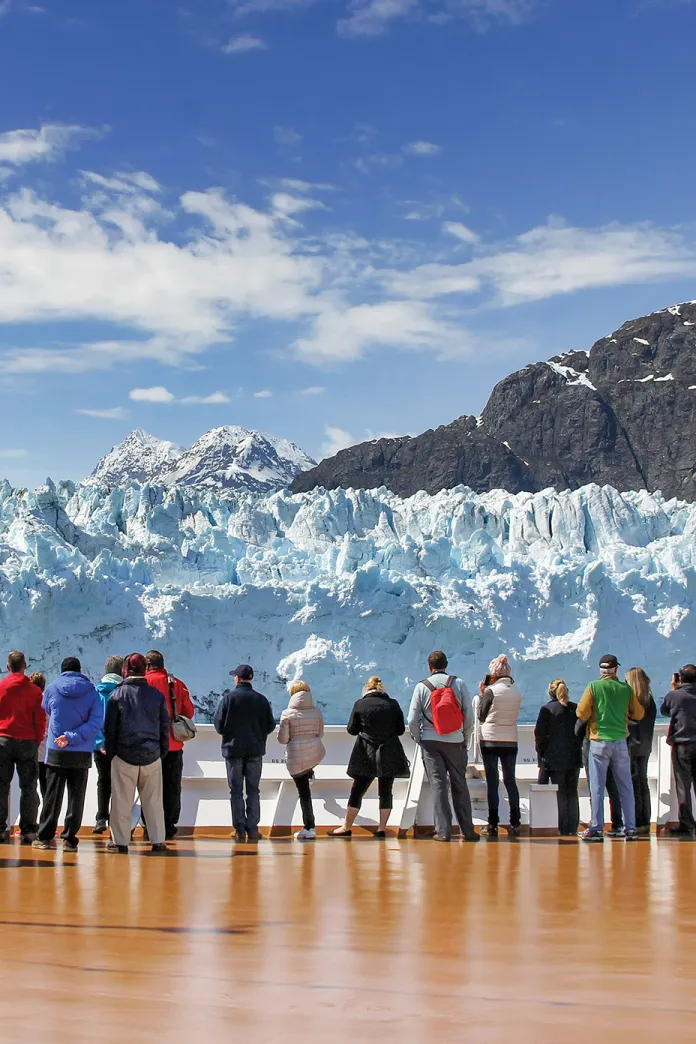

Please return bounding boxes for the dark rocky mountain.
[291,301,696,501]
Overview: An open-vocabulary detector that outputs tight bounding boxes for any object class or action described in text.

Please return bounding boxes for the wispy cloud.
[403,140,442,156]
[253,389,273,398]
[321,426,356,457]
[0,448,28,459]
[129,386,176,403]
[443,221,480,245]
[300,385,326,395]
[181,391,231,404]
[129,387,231,405]
[274,125,302,146]
[222,34,267,53]
[76,407,128,420]
[0,124,103,166]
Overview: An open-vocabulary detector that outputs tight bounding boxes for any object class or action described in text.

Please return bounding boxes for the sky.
[1,0,696,487]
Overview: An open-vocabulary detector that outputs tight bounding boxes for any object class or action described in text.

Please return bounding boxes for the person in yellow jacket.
[576,654,644,843]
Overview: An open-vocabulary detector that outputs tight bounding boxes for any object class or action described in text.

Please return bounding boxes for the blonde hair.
[363,675,386,695]
[289,680,311,697]
[626,667,652,710]
[29,671,46,692]
[549,678,569,706]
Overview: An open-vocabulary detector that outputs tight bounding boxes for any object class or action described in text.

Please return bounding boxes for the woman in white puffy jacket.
[277,681,325,840]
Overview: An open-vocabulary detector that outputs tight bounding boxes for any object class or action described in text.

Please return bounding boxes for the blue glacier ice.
[0,477,693,721]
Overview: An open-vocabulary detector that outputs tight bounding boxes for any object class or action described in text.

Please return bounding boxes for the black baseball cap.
[599,654,620,669]
[230,664,254,680]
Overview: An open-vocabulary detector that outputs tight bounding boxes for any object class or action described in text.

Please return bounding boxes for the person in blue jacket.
[92,656,124,835]
[33,657,103,853]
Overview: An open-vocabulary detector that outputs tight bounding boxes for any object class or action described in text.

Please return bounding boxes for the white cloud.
[271,192,327,218]
[272,178,336,194]
[222,34,267,53]
[443,221,480,245]
[129,386,176,403]
[338,0,418,35]
[75,407,127,420]
[321,426,356,457]
[403,140,442,157]
[81,170,160,195]
[339,0,535,34]
[253,389,273,398]
[300,385,326,395]
[353,152,404,175]
[0,448,28,459]
[0,124,102,166]
[274,125,302,146]
[180,391,231,404]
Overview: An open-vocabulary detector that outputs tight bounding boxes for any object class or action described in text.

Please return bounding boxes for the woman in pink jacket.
[277,681,325,841]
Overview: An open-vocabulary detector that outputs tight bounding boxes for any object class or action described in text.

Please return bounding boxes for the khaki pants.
[110,755,165,846]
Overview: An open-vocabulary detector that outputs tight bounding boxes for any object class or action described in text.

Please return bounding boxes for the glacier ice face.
[0,477,693,722]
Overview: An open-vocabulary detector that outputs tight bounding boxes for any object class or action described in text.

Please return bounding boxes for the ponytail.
[549,678,569,706]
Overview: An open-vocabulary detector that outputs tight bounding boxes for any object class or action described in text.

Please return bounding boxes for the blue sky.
[1,0,696,487]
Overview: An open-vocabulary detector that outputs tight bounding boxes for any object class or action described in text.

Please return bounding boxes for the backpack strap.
[422,679,436,692]
[168,674,177,718]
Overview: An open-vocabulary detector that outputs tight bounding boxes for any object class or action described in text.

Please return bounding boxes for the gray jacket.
[408,673,473,745]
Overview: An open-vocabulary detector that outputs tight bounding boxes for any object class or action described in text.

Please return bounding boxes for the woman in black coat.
[534,679,584,836]
[330,676,410,838]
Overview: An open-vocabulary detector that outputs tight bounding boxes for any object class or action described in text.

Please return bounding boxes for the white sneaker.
[294,828,316,841]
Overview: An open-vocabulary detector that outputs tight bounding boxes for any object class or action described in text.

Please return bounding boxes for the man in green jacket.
[577,654,645,843]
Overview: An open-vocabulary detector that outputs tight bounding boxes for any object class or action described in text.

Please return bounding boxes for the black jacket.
[629,696,657,756]
[535,698,583,771]
[661,684,696,745]
[346,691,410,779]
[104,677,170,766]
[214,683,275,760]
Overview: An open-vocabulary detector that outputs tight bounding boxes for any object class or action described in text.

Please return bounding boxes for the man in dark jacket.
[661,664,696,836]
[0,650,45,844]
[104,652,170,854]
[145,649,195,841]
[214,665,275,842]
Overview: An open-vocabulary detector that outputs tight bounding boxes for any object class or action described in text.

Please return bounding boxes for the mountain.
[90,425,316,493]
[291,301,696,502]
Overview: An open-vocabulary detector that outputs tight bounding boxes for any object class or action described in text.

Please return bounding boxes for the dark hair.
[680,664,696,684]
[29,671,46,692]
[104,655,124,676]
[7,650,26,672]
[123,652,147,677]
[428,650,448,672]
[145,649,165,670]
[61,657,81,673]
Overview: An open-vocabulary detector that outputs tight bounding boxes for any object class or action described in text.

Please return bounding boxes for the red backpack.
[422,675,464,735]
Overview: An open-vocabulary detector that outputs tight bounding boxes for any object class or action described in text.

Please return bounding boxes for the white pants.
[110,755,165,846]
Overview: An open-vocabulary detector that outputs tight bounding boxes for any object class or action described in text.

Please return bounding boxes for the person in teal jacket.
[92,656,124,834]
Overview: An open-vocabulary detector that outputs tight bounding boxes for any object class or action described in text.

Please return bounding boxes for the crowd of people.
[1,645,695,848]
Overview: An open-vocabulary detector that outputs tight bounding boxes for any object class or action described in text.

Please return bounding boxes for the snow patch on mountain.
[0,478,692,722]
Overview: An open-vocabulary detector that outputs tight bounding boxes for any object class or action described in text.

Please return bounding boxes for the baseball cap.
[599,654,620,669]
[230,664,254,681]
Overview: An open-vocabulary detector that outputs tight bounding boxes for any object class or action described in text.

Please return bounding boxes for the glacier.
[0,477,694,722]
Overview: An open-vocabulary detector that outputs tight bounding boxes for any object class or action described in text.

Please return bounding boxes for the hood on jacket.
[363,688,389,699]
[289,690,314,711]
[54,671,96,699]
[101,673,122,686]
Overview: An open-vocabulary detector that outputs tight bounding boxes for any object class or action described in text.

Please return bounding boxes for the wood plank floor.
[1,835,695,1042]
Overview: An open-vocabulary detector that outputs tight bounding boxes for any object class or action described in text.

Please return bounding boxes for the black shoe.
[246,831,264,842]
[106,842,128,854]
[0,832,9,844]
[480,825,498,837]
[374,830,387,838]
[462,832,481,843]
[669,825,696,837]
[625,830,640,842]
[150,843,168,853]
[92,820,108,835]
[507,825,521,838]
[19,833,37,844]
[579,828,604,843]
[432,833,451,842]
[165,829,178,841]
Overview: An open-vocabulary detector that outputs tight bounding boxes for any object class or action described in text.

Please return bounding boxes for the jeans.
[588,739,636,833]
[94,749,112,824]
[671,742,696,830]
[421,740,475,838]
[38,765,89,845]
[631,754,651,830]
[293,771,315,830]
[481,744,520,828]
[226,756,263,833]
[547,766,581,835]
[0,737,39,836]
[162,750,184,837]
[583,737,623,828]
[348,775,394,810]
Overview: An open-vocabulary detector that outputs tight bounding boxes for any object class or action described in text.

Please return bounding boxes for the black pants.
[548,766,581,835]
[162,750,184,837]
[38,765,89,845]
[631,754,651,829]
[348,775,394,810]
[672,742,696,830]
[38,762,48,801]
[481,745,520,828]
[0,738,39,836]
[293,771,315,830]
[94,750,112,824]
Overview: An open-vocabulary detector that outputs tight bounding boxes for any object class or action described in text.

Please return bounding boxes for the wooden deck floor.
[1,835,695,1042]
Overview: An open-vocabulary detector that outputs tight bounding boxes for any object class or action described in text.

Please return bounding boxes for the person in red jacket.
[0,650,46,844]
[145,650,195,840]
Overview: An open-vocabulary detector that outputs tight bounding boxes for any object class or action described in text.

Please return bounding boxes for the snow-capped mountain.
[90,425,316,493]
[1,477,692,722]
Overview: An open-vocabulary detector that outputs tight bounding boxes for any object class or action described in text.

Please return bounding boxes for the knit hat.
[488,654,512,678]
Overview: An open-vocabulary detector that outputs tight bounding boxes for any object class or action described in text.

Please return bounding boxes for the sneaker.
[106,842,128,854]
[579,829,604,843]
[150,843,168,854]
[462,832,481,843]
[32,839,55,850]
[625,830,640,842]
[607,827,625,838]
[294,828,316,841]
[506,825,521,838]
[92,820,108,835]
[62,840,79,853]
[432,833,451,842]
[480,825,498,837]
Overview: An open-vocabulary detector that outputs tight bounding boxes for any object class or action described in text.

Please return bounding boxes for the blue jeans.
[225,757,263,833]
[588,740,636,832]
